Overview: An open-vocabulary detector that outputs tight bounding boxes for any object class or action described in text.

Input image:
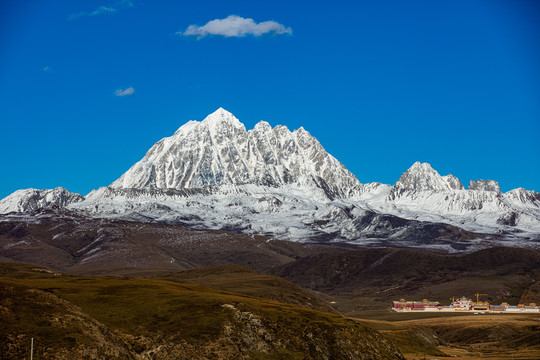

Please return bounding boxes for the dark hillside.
[0,210,346,276]
[272,247,540,312]
[520,281,540,305]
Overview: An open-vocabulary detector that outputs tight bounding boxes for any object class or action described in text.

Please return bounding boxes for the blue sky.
[1,0,539,198]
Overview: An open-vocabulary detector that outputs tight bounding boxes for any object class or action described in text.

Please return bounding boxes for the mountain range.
[1,108,539,252]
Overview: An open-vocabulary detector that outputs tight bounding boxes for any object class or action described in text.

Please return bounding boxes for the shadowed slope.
[272,247,540,312]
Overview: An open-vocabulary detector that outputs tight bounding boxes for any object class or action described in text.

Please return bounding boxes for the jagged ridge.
[110,108,360,199]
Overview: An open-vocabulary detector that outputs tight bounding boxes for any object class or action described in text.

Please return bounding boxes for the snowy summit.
[111,108,359,198]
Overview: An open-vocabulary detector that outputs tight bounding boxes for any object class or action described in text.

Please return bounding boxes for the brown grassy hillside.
[0,263,404,360]
[156,265,339,314]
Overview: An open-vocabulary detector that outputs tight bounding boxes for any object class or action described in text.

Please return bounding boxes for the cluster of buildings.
[392,296,539,313]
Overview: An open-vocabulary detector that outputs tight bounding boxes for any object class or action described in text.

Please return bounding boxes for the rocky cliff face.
[469,179,502,193]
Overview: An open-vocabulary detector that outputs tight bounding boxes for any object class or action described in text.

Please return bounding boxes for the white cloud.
[115,87,135,96]
[42,66,52,72]
[89,6,118,16]
[180,15,292,39]
[69,0,133,20]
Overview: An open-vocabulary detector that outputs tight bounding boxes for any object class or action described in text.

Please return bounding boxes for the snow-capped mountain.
[1,108,539,252]
[0,187,84,214]
[390,161,464,196]
[111,108,359,199]
[371,162,540,235]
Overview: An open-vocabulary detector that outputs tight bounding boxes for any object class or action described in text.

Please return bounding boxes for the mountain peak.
[393,162,464,192]
[253,120,272,132]
[110,109,360,195]
[212,107,231,116]
[201,107,244,130]
[469,179,501,193]
[409,161,434,172]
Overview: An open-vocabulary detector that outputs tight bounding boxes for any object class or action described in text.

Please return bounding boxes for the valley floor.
[353,312,540,360]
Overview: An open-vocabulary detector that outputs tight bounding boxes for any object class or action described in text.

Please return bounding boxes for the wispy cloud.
[69,0,133,20]
[180,15,292,39]
[42,66,52,73]
[115,87,135,96]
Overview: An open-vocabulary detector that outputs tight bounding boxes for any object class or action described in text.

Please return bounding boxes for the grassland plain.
[0,263,404,360]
